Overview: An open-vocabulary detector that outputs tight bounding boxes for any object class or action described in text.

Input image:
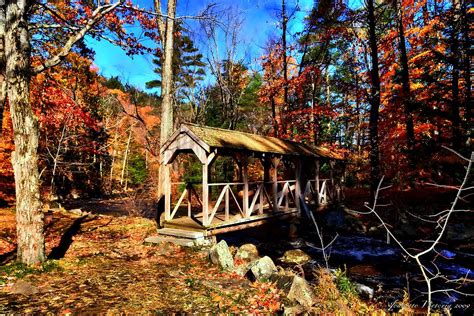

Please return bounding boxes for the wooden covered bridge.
[153,123,343,244]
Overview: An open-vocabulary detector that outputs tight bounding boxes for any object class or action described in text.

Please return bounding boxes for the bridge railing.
[167,178,332,225]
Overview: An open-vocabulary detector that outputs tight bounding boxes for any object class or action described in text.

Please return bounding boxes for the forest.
[0,0,472,314]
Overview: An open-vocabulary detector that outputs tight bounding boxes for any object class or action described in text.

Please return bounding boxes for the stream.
[218,222,474,314]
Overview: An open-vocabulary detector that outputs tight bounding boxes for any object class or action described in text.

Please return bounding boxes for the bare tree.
[357,149,473,314]
[201,7,249,130]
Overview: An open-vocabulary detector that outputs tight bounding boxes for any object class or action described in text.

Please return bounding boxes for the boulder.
[209,240,234,271]
[69,209,83,216]
[280,249,311,265]
[248,256,277,281]
[233,263,252,277]
[271,273,316,308]
[9,280,39,295]
[235,244,259,263]
[354,283,374,300]
[282,304,306,315]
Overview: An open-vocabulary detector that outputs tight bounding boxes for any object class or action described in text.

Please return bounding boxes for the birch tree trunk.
[5,0,45,265]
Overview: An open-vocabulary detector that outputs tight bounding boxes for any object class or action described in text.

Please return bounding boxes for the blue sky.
[86,0,313,91]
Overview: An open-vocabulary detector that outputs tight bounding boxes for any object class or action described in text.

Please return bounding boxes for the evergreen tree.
[146,23,205,112]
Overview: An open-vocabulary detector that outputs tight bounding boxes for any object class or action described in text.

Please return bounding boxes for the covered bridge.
[157,123,344,240]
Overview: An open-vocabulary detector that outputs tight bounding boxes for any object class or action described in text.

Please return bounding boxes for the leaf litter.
[0,209,282,313]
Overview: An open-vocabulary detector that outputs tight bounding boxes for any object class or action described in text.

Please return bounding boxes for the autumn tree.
[1,0,151,265]
[365,0,382,202]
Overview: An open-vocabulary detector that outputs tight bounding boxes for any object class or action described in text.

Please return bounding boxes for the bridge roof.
[162,123,343,160]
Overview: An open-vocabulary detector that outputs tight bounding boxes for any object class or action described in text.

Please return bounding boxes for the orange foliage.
[0,106,15,203]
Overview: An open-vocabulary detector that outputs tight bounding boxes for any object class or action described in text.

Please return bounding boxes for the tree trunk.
[396,0,415,160]
[460,0,471,141]
[367,0,381,203]
[6,0,45,265]
[120,124,133,187]
[450,0,461,148]
[281,0,288,135]
[157,0,176,198]
[271,95,278,137]
[0,0,6,135]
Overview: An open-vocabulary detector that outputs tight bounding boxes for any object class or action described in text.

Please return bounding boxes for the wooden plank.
[242,156,249,217]
[225,185,230,221]
[207,209,298,230]
[209,185,227,223]
[295,159,302,213]
[263,186,273,211]
[228,186,244,216]
[202,162,209,226]
[190,184,203,207]
[171,188,187,220]
[271,157,280,212]
[187,188,192,217]
[248,183,263,216]
[278,182,288,207]
[157,228,205,239]
[259,183,264,215]
[315,160,320,206]
[164,164,171,221]
[207,211,298,235]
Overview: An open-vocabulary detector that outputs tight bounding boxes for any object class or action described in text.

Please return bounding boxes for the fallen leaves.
[0,211,283,313]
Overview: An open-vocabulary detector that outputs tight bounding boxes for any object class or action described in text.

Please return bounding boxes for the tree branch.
[33,1,122,74]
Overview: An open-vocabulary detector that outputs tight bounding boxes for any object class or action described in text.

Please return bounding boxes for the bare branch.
[442,145,470,162]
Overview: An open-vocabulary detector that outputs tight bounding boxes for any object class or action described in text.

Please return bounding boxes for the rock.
[280,249,311,265]
[323,207,346,228]
[282,304,307,315]
[248,256,277,281]
[235,244,259,263]
[9,280,39,295]
[209,240,234,271]
[69,209,83,216]
[447,223,474,242]
[233,263,252,277]
[354,283,374,300]
[271,273,316,307]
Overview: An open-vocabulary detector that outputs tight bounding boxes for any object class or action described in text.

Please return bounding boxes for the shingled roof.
[162,123,343,160]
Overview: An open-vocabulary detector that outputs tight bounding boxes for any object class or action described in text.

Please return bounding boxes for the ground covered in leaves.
[0,208,384,314]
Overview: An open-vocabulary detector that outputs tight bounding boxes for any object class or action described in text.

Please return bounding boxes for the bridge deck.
[162,207,298,236]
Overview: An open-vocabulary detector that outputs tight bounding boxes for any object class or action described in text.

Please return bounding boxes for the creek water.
[218,221,473,314]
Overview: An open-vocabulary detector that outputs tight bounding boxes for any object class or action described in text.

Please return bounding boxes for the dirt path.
[0,210,281,313]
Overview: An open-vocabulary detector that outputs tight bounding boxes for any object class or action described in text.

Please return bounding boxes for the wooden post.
[295,159,302,214]
[164,164,171,221]
[315,160,320,206]
[262,157,270,214]
[271,157,280,212]
[225,185,230,221]
[202,162,209,226]
[187,184,192,217]
[242,156,249,217]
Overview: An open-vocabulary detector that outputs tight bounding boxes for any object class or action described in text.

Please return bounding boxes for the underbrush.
[0,260,62,284]
[312,268,374,313]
